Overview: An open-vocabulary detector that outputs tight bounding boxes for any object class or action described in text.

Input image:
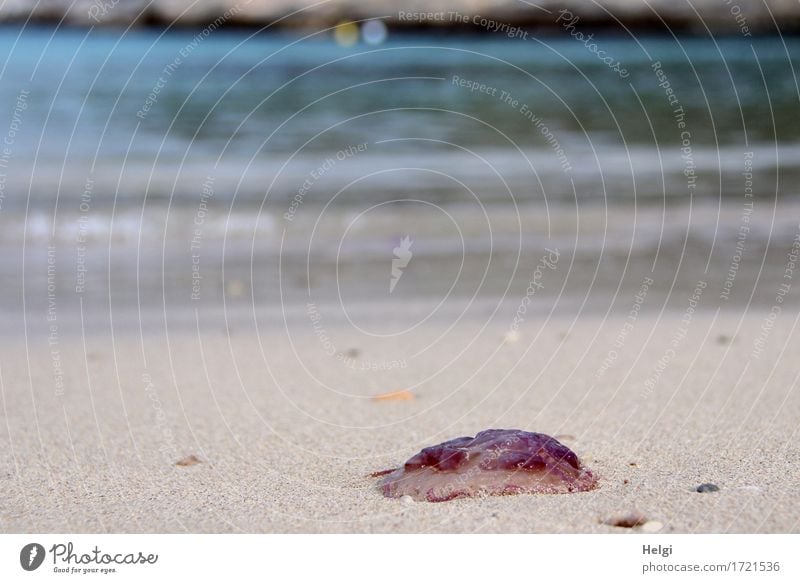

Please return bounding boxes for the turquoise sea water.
[0,26,798,211]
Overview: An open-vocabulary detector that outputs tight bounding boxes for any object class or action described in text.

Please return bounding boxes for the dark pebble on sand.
[696,483,719,492]
[603,511,648,528]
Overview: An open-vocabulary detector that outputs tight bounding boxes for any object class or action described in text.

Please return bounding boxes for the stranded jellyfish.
[376,429,598,502]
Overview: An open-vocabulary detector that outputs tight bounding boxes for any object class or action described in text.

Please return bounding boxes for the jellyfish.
[376,429,598,502]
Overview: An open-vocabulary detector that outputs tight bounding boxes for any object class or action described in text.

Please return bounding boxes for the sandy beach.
[1,16,799,540]
[2,305,798,533]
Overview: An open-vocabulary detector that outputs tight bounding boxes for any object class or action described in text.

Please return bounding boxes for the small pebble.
[696,483,719,493]
[176,455,202,467]
[401,495,414,505]
[603,511,648,528]
[641,520,664,533]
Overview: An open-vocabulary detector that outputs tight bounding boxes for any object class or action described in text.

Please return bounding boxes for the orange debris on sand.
[373,390,415,401]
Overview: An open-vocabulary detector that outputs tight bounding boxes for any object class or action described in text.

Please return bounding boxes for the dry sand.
[1,308,799,533]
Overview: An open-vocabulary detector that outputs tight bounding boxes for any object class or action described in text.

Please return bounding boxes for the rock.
[1,1,797,33]
[603,511,648,528]
[176,454,202,466]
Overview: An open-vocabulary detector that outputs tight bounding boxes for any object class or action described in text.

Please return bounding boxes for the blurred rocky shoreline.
[1,0,798,33]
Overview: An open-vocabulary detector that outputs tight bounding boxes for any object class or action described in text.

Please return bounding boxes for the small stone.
[401,495,414,505]
[603,511,648,528]
[696,483,719,493]
[641,520,663,533]
[176,455,202,467]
